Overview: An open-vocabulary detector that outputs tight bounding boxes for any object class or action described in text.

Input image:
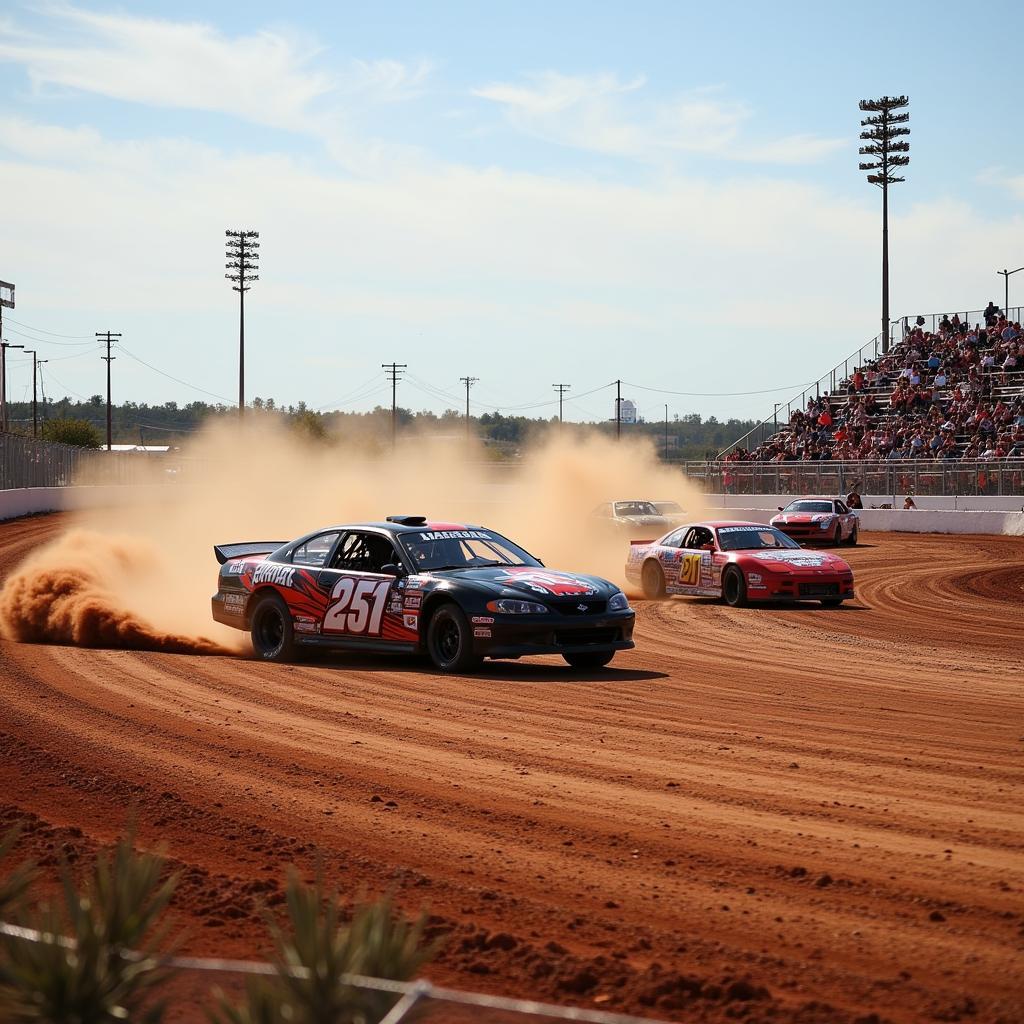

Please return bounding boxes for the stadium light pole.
[0,341,24,433]
[225,230,260,417]
[859,95,909,357]
[997,267,1024,316]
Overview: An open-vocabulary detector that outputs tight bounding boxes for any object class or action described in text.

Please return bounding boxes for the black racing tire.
[426,604,482,673]
[250,593,296,662]
[820,597,843,608]
[563,650,615,669]
[641,560,666,600]
[846,524,859,546]
[832,523,843,546]
[722,567,747,608]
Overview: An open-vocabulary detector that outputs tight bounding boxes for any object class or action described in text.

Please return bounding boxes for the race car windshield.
[784,500,833,513]
[716,526,801,551]
[400,529,541,571]
[614,502,658,516]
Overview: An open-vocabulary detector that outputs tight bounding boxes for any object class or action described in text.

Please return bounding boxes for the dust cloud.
[0,421,705,652]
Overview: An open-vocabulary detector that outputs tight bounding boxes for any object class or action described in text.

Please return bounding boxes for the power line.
[3,316,93,339]
[2,325,97,347]
[118,345,234,403]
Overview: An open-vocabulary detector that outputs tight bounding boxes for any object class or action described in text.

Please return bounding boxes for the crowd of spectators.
[727,307,1024,463]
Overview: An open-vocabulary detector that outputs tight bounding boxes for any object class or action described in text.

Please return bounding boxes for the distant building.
[616,398,637,424]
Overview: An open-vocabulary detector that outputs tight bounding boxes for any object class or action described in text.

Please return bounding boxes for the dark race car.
[625,520,855,607]
[212,516,635,672]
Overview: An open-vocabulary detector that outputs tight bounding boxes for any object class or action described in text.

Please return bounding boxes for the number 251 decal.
[680,553,702,586]
[324,578,391,634]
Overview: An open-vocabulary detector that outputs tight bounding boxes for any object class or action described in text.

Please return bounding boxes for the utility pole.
[0,341,25,434]
[459,376,478,440]
[32,356,47,437]
[0,279,16,434]
[225,229,260,416]
[664,404,669,460]
[859,96,910,356]
[97,331,121,451]
[553,383,570,425]
[382,362,407,449]
[615,379,622,440]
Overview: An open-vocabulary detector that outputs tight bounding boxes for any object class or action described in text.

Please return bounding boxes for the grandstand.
[722,305,1024,470]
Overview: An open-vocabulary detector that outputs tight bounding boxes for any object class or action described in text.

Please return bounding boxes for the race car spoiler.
[214,541,287,565]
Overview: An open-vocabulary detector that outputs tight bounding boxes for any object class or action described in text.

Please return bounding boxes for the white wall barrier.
[704,505,1024,536]
[0,485,180,523]
[707,492,1024,512]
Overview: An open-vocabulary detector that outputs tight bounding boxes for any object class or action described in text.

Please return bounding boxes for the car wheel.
[641,560,666,599]
[250,593,296,662]
[832,523,842,545]
[722,567,747,607]
[426,604,482,673]
[564,650,615,669]
[847,524,859,546]
[820,597,843,607]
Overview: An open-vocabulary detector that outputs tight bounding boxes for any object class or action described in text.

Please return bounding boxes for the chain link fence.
[681,459,1024,498]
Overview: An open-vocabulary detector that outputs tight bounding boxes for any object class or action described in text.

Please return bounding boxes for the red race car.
[625,520,855,607]
[770,497,859,546]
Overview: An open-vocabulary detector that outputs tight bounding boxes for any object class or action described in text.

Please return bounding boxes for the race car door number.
[324,578,391,634]
[680,553,702,587]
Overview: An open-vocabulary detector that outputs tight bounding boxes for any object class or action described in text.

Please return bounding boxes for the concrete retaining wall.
[0,485,175,522]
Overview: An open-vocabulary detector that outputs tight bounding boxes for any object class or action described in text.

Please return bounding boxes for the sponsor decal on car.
[473,627,492,638]
[403,614,419,630]
[471,615,494,624]
[228,560,248,574]
[417,530,492,542]
[251,562,296,587]
[294,615,320,634]
[754,551,829,566]
[223,592,246,610]
[404,596,422,609]
[493,568,598,596]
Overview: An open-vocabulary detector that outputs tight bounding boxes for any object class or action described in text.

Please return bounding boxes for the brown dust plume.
[0,422,705,653]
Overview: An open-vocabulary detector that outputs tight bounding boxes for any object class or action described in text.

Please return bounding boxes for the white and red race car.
[625,520,855,607]
[770,497,859,546]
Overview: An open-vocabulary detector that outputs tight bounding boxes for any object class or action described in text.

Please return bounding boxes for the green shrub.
[211,869,440,1024]
[40,418,103,448]
[0,832,178,1023]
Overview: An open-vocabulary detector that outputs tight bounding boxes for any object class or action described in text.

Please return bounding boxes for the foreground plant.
[212,869,440,1024]
[0,827,36,920]
[0,831,178,1024]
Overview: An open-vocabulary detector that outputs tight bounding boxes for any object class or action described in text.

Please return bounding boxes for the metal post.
[0,341,25,433]
[615,379,621,439]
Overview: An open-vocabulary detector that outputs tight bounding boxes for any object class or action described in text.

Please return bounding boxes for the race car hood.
[771,513,834,525]
[738,550,850,571]
[430,566,617,598]
[616,515,670,529]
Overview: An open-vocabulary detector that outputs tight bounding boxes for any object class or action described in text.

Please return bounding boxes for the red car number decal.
[324,578,392,634]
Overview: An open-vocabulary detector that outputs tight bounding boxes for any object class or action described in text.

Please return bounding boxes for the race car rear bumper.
[473,612,635,658]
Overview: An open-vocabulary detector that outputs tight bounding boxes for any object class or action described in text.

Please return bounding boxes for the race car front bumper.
[471,611,636,658]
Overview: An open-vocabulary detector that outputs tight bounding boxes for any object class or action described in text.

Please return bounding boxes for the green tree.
[40,418,103,448]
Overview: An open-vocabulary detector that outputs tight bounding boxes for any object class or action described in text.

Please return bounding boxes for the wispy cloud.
[0,3,430,136]
[474,71,842,166]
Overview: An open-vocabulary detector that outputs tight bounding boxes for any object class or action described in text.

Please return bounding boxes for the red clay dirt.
[1,513,1022,1023]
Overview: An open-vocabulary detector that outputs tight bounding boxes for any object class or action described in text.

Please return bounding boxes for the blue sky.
[1,1,1022,427]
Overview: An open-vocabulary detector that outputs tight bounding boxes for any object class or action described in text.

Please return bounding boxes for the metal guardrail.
[720,305,1024,456]
[678,459,1024,498]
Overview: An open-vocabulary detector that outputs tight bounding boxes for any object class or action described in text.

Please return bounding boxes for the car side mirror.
[380,563,405,577]
[777,506,784,511]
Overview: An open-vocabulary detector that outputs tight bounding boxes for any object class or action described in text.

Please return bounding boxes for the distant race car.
[625,520,855,607]
[212,516,635,672]
[770,497,859,546]
[591,500,671,536]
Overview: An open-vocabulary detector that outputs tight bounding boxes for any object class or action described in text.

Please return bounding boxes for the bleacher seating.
[727,310,1024,463]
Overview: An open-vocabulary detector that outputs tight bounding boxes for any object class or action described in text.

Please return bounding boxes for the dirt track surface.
[1,513,1022,1023]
